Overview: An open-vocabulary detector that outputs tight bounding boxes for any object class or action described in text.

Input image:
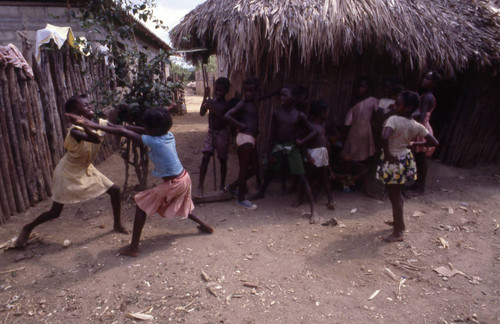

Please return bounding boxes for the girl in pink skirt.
[67,107,213,257]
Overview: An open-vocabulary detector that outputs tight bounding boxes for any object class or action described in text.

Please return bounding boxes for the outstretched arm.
[66,113,143,145]
[69,122,102,144]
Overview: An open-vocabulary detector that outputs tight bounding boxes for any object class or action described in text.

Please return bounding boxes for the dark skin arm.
[410,133,439,149]
[106,120,146,134]
[224,100,246,130]
[69,122,102,144]
[381,126,398,164]
[295,112,317,147]
[417,93,434,123]
[66,113,143,145]
[200,87,210,116]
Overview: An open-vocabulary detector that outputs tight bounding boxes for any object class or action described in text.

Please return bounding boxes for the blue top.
[142,133,184,178]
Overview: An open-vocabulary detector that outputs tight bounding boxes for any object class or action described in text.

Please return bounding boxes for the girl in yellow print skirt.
[376,91,438,242]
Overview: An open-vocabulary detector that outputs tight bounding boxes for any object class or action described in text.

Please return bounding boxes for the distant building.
[0,0,170,63]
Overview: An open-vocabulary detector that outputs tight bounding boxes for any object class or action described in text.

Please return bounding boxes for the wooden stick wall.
[0,41,117,224]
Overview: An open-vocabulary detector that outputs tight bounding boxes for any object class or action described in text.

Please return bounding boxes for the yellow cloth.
[51,119,114,204]
[35,23,85,64]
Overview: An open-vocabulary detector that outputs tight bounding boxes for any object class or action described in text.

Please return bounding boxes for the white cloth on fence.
[35,24,77,64]
[0,44,34,78]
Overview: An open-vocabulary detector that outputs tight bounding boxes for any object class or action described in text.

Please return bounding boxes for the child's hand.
[308,155,315,164]
[204,87,211,97]
[295,138,303,146]
[65,113,87,126]
[167,102,177,112]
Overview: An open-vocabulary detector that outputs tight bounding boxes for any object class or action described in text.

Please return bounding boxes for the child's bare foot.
[197,224,214,234]
[14,227,31,248]
[118,245,139,257]
[309,212,320,224]
[326,202,335,210]
[113,225,130,234]
[382,233,404,242]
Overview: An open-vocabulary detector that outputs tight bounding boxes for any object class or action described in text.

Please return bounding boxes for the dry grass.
[171,0,500,76]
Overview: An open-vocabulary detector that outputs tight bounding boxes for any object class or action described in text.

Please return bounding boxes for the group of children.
[195,74,439,241]
[14,72,439,256]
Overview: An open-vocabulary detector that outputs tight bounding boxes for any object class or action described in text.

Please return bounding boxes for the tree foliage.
[69,0,178,191]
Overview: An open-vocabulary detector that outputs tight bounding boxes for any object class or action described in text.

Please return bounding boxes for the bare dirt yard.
[1,95,499,323]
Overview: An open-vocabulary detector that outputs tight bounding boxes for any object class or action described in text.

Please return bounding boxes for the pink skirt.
[134,170,194,219]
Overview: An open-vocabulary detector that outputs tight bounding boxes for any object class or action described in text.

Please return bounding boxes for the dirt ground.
[0,95,499,324]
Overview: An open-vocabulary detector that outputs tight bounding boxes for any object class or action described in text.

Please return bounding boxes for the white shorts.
[307,147,329,167]
[236,133,256,147]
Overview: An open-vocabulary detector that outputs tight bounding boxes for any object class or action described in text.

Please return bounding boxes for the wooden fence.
[0,41,117,224]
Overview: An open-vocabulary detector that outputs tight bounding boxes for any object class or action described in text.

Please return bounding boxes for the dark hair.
[243,76,259,89]
[215,77,230,92]
[358,76,373,88]
[143,107,172,135]
[309,100,328,117]
[64,94,88,113]
[399,91,420,113]
[391,84,405,96]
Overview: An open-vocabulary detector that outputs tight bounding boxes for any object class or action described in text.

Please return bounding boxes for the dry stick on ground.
[0,65,27,212]
[0,266,26,275]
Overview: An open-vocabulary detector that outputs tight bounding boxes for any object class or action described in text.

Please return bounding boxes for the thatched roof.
[171,0,500,76]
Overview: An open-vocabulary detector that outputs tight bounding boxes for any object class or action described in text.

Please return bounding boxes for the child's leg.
[298,175,318,224]
[413,152,427,193]
[197,152,211,197]
[252,166,274,200]
[232,143,253,202]
[119,206,147,257]
[320,167,334,209]
[218,158,227,192]
[188,213,214,233]
[106,184,128,233]
[15,202,64,247]
[384,184,405,242]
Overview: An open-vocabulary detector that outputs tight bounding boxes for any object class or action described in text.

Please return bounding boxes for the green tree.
[71,0,178,191]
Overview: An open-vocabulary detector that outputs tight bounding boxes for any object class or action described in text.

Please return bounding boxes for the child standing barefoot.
[197,78,231,198]
[68,107,213,257]
[377,91,438,242]
[305,100,335,210]
[15,94,127,248]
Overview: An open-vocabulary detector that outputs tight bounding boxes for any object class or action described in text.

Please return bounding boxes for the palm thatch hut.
[171,0,500,166]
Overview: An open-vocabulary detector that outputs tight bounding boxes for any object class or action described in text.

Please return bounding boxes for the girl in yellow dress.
[15,94,128,247]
